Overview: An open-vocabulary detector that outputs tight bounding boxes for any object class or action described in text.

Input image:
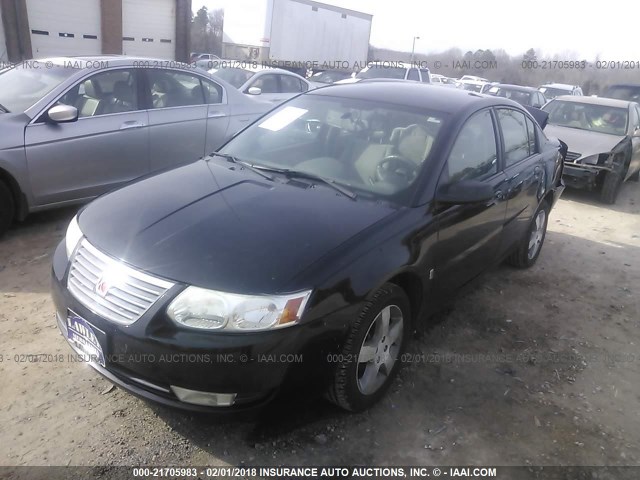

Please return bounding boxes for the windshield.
[543,100,628,135]
[220,94,447,203]
[0,64,78,112]
[487,87,532,105]
[311,71,351,84]
[602,86,640,102]
[210,67,256,89]
[356,66,406,80]
[539,87,571,99]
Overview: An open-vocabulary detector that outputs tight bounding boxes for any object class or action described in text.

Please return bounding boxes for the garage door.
[122,0,175,59]
[0,7,7,62]
[26,0,101,58]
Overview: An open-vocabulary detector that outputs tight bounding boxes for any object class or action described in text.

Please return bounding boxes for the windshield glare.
[211,67,256,88]
[544,100,628,135]
[220,95,446,203]
[0,64,78,112]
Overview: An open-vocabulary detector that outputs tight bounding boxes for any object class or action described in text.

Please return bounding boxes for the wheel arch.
[0,166,28,221]
[386,271,425,326]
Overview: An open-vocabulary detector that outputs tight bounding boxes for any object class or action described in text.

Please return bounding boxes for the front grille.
[565,151,582,162]
[68,240,174,325]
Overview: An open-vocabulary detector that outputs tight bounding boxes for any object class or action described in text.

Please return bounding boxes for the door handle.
[120,121,145,130]
[208,111,227,119]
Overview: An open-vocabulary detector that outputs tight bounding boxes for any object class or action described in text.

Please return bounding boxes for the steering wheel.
[375,155,418,184]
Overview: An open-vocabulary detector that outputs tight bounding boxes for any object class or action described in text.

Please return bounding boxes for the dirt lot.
[1,180,639,474]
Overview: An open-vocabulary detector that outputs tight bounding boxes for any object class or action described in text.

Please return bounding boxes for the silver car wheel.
[356,305,403,395]
[528,209,546,260]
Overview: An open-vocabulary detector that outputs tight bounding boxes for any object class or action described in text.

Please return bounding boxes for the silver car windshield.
[220,94,447,202]
[544,100,628,136]
[0,64,78,113]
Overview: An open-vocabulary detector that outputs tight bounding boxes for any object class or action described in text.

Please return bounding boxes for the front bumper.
[562,162,611,190]
[51,241,345,412]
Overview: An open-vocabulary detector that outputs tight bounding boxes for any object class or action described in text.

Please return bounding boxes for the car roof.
[492,84,538,92]
[308,81,516,114]
[550,95,632,108]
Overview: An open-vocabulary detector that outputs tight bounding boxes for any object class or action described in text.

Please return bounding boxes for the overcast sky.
[194,0,637,60]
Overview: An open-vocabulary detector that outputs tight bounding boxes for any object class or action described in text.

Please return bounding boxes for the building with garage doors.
[0,0,192,63]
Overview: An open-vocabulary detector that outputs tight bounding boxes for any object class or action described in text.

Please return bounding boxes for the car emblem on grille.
[95,277,111,298]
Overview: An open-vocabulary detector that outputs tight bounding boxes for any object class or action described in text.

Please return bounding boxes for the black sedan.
[484,84,547,108]
[51,83,566,412]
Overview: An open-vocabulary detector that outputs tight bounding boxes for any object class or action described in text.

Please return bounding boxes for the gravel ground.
[0,180,639,474]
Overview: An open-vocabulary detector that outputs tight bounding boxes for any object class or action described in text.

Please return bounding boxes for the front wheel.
[506,201,550,269]
[600,170,623,204]
[326,283,411,412]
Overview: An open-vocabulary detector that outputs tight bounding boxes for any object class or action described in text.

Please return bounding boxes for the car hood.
[79,159,396,294]
[544,124,625,159]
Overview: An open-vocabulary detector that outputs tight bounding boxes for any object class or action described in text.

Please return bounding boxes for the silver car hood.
[544,124,625,159]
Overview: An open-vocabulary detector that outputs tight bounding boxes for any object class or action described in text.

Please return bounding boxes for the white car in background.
[336,62,431,84]
[430,74,459,87]
[458,75,489,82]
[209,64,311,104]
[458,79,494,93]
[539,83,583,100]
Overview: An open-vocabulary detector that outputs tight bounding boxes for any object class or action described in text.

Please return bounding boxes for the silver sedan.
[0,56,271,235]
[209,64,311,105]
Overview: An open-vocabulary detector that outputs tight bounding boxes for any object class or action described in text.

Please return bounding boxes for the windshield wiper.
[209,152,274,181]
[255,166,357,200]
[0,103,9,113]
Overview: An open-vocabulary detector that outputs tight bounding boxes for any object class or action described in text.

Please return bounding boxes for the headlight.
[65,215,83,258]
[167,287,312,332]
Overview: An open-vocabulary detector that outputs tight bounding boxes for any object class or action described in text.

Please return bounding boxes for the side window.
[58,69,138,118]
[538,93,546,106]
[250,74,279,94]
[525,116,537,155]
[447,109,498,182]
[407,68,420,81]
[635,106,640,130]
[497,109,530,166]
[148,70,205,108]
[201,78,223,104]
[420,69,431,83]
[280,74,304,93]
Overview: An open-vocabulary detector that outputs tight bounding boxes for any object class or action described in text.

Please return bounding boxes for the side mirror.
[47,104,78,123]
[435,180,495,205]
[247,87,262,96]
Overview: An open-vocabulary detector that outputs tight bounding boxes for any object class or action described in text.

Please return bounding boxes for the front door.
[432,108,508,295]
[25,68,148,206]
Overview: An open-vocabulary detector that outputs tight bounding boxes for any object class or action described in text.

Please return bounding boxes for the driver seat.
[389,124,434,166]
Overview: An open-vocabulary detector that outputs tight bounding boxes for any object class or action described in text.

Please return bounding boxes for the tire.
[0,181,14,237]
[506,201,550,269]
[600,170,623,204]
[326,283,411,412]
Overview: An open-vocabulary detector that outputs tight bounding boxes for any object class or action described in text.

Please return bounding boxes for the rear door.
[24,68,148,206]
[496,108,545,256]
[145,69,212,172]
[433,108,508,295]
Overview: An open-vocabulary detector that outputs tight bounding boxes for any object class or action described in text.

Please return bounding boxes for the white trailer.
[222,0,372,71]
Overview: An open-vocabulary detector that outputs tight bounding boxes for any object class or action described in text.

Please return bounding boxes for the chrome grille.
[68,240,174,325]
[565,151,582,162]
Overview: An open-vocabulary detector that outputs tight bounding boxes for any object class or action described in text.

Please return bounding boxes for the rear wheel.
[326,283,410,412]
[0,181,14,237]
[506,201,549,269]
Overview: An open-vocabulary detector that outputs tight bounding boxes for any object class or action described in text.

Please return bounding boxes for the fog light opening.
[170,386,236,407]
